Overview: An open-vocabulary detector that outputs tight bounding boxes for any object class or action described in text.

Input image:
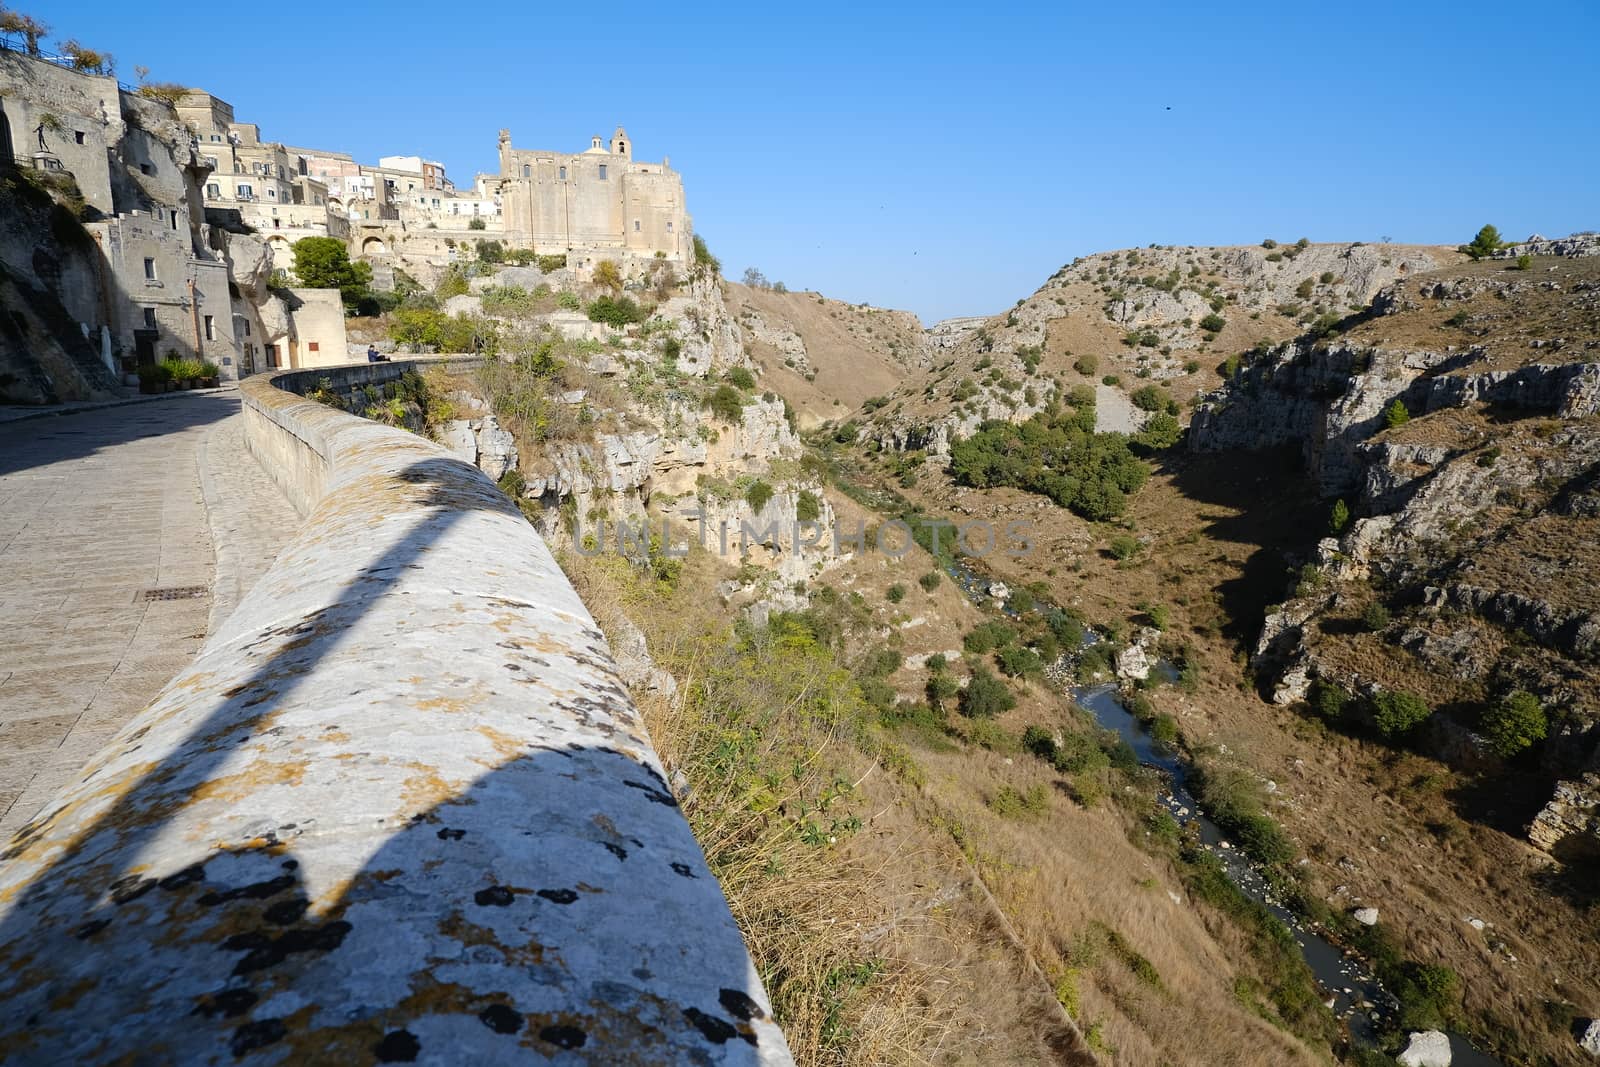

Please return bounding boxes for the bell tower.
[610,126,631,160]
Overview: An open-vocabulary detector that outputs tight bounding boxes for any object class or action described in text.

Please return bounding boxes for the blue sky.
[22,1,1598,321]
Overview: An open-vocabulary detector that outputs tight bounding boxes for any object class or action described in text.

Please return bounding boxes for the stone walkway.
[0,391,297,837]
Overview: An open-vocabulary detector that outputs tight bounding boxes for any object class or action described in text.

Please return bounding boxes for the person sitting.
[366,345,381,362]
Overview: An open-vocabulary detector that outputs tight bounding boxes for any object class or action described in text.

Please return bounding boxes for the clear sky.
[19,0,1598,322]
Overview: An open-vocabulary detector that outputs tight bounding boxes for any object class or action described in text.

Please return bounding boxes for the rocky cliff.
[860,240,1451,461]
[1192,245,1600,858]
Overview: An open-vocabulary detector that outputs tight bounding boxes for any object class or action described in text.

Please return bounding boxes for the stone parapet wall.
[0,364,792,1064]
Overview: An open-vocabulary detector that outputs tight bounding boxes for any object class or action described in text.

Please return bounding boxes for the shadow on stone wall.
[0,456,784,1064]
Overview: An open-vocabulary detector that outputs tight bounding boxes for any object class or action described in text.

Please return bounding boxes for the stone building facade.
[0,50,347,399]
[496,126,691,264]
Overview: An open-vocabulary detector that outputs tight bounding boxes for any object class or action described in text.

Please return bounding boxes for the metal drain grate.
[136,586,210,603]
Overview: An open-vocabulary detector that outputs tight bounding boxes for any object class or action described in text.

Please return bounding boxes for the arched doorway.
[361,236,388,257]
[0,97,13,164]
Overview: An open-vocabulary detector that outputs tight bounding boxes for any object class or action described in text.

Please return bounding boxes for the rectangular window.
[207,183,220,197]
[170,210,179,229]
[204,315,215,341]
[633,220,640,232]
[74,131,85,144]
[666,221,673,232]
[143,258,157,281]
[598,164,607,180]
[308,342,319,352]
[143,307,158,330]
[558,166,566,180]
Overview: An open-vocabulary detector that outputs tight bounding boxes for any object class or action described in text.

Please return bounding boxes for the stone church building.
[496,127,691,265]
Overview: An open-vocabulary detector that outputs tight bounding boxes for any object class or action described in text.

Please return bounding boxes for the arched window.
[522,164,530,178]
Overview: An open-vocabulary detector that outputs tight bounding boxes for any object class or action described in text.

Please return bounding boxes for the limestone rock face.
[438,414,518,482]
[661,276,746,377]
[1528,773,1600,853]
[1397,1030,1451,1067]
[605,612,678,700]
[742,309,810,375]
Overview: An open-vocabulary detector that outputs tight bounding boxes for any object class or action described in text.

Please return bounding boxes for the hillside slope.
[860,240,1454,453]
[723,283,927,427]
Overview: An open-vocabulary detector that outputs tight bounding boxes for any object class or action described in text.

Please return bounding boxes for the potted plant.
[136,363,164,394]
[199,360,220,388]
[160,356,186,389]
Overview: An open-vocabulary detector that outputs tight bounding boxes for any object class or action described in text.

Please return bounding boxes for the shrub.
[1329,499,1350,534]
[1052,731,1109,774]
[990,784,1049,819]
[1133,413,1180,451]
[1383,398,1410,428]
[537,254,568,273]
[795,490,822,523]
[1130,384,1165,412]
[926,671,960,710]
[996,644,1043,679]
[1372,690,1431,739]
[963,620,1017,654]
[918,570,941,592]
[692,234,721,276]
[886,583,906,604]
[1482,690,1547,758]
[1150,714,1179,746]
[467,216,487,230]
[948,409,1149,521]
[1108,534,1140,561]
[556,290,581,310]
[1261,239,1278,249]
[1296,279,1315,300]
[960,666,1016,718]
[592,259,623,291]
[706,384,746,422]
[1199,313,1226,333]
[1074,354,1099,376]
[726,366,757,390]
[1515,253,1532,271]
[586,295,646,328]
[1360,602,1391,631]
[744,479,775,512]
[925,653,947,672]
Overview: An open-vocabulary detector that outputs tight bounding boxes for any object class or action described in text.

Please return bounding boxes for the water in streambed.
[1071,677,1504,1067]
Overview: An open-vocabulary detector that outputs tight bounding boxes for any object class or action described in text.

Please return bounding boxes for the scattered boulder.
[1579,1018,1600,1057]
[1352,907,1380,927]
[1397,1030,1451,1067]
[1115,642,1151,683]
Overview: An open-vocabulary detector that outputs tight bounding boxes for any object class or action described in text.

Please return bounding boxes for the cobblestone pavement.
[0,392,296,836]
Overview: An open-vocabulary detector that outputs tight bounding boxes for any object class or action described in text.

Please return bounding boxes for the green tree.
[1482,690,1547,758]
[291,236,372,310]
[1372,691,1431,739]
[1384,398,1410,429]
[1515,254,1532,271]
[1330,498,1350,534]
[1460,224,1504,260]
[960,666,1016,719]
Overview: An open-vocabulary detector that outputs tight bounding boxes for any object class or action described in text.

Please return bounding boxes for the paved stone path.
[0,392,297,836]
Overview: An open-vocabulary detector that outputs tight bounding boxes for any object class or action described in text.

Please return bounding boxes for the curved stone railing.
[0,363,792,1065]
